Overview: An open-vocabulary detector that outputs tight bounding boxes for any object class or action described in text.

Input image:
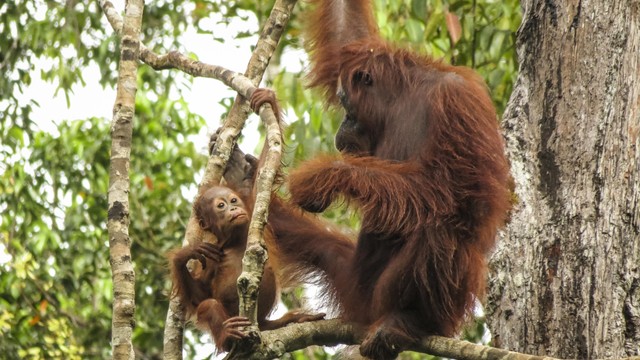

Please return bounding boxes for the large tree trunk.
[486,0,640,358]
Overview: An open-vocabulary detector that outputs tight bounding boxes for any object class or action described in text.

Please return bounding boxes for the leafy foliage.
[0,0,519,358]
[1,105,206,358]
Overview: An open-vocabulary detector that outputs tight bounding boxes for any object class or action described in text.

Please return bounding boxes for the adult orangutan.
[251,0,512,358]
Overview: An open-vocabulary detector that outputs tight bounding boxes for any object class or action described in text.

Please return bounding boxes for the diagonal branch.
[100,1,257,94]
[230,318,640,360]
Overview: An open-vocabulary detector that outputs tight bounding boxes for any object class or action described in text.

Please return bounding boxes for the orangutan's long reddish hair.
[265,0,513,358]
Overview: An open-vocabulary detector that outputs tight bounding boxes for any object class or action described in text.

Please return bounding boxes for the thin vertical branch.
[235,100,283,334]
[106,0,144,359]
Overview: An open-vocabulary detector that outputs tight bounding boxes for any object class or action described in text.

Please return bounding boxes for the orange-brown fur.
[168,90,323,352]
[260,1,512,358]
[168,185,324,352]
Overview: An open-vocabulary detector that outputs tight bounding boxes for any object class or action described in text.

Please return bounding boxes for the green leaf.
[406,18,425,42]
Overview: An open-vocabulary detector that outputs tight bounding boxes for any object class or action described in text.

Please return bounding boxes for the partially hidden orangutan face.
[195,186,249,241]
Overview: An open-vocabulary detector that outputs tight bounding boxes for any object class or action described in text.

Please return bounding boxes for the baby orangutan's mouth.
[231,213,247,222]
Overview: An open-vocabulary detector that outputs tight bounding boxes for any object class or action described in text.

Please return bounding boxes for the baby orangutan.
[169,185,324,352]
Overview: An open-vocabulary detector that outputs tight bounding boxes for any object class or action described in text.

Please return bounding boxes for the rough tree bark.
[106,0,144,359]
[487,1,640,359]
